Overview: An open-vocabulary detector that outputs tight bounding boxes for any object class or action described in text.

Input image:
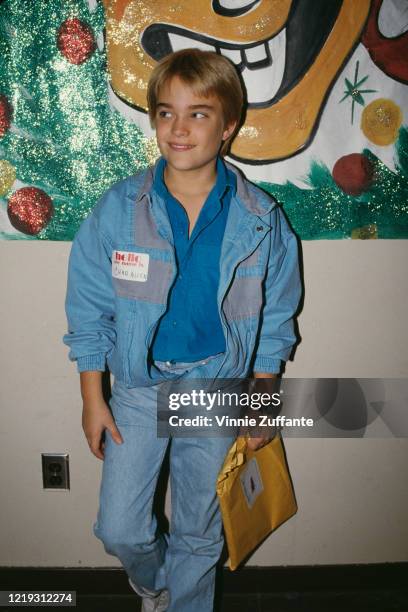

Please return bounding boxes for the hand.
[238,422,274,451]
[82,399,123,460]
[246,435,271,451]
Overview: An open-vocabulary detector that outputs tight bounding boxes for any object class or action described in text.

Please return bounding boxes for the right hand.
[82,399,123,460]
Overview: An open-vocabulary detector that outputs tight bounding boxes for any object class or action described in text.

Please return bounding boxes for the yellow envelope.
[216,433,297,570]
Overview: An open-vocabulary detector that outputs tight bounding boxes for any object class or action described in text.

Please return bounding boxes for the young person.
[63,49,301,612]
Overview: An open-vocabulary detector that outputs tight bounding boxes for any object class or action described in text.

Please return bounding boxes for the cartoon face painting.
[102,0,371,163]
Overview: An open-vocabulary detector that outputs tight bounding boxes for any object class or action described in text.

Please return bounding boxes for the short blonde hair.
[147,48,244,156]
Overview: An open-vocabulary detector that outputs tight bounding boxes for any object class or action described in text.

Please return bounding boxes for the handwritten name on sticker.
[112,251,149,282]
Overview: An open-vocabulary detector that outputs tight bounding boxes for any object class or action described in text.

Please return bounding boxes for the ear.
[222,121,237,141]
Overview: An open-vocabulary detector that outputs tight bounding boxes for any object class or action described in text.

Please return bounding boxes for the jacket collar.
[133,158,277,217]
[224,160,277,216]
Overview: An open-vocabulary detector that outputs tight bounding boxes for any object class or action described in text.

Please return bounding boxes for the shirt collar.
[216,156,237,198]
[152,157,168,201]
[152,156,236,201]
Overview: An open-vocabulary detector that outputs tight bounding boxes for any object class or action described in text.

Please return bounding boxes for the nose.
[171,116,189,136]
[212,0,260,17]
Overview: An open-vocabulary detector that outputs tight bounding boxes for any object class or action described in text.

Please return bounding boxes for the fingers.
[106,422,123,446]
[87,434,105,460]
[246,436,271,451]
[83,420,123,461]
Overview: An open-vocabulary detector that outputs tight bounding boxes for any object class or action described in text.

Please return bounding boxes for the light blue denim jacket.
[63,160,301,387]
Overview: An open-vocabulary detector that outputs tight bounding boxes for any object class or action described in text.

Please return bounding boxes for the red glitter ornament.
[332,153,374,196]
[57,18,95,65]
[7,187,54,235]
[0,94,12,137]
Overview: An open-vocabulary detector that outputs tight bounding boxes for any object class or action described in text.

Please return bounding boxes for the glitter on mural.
[0,0,407,240]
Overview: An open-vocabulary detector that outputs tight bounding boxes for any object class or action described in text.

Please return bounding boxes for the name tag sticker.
[112,250,149,282]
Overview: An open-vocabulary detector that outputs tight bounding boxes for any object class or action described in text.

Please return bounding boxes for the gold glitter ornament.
[351,224,378,240]
[361,98,403,146]
[143,136,160,166]
[0,160,16,196]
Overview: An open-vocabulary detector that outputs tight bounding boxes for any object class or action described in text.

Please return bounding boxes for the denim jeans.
[93,356,236,612]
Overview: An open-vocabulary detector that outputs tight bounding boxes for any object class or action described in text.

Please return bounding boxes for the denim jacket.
[63,160,301,387]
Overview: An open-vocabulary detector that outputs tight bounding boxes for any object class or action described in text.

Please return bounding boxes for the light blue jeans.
[93,356,236,612]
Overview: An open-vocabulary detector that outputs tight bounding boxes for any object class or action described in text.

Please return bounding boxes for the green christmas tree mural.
[0,0,150,240]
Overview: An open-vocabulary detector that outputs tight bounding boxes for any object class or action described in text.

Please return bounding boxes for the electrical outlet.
[42,453,70,490]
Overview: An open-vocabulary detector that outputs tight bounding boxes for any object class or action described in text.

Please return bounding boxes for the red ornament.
[57,18,95,65]
[7,187,54,235]
[0,94,12,137]
[332,153,374,196]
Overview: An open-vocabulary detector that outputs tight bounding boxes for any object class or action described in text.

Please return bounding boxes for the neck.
[164,160,218,197]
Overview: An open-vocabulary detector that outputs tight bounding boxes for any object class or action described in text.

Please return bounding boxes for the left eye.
[193,112,206,118]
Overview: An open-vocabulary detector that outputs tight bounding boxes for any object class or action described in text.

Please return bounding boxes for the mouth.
[168,143,196,151]
[141,0,343,109]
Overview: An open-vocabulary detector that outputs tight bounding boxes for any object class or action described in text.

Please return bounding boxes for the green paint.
[258,127,408,240]
[0,2,407,241]
[0,0,149,240]
[339,61,377,125]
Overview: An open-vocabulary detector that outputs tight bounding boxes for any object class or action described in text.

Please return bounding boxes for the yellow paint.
[351,224,378,240]
[0,159,16,196]
[231,0,371,161]
[361,98,403,146]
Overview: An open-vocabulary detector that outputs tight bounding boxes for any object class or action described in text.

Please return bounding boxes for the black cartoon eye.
[212,0,261,18]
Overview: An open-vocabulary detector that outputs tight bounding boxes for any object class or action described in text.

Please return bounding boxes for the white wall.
[0,240,407,566]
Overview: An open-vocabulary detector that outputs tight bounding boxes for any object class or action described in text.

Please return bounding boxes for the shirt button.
[256,226,264,232]
[172,321,177,327]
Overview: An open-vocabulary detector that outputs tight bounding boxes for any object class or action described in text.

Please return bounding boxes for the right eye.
[158,110,171,118]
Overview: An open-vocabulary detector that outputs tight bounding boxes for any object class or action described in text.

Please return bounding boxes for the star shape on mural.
[339,60,377,124]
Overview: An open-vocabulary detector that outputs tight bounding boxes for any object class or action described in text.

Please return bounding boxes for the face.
[154,76,236,176]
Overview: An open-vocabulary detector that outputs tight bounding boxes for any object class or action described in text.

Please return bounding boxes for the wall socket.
[41,453,70,490]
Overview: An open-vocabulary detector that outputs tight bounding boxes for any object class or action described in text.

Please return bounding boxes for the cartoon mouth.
[142,24,285,107]
[141,0,343,109]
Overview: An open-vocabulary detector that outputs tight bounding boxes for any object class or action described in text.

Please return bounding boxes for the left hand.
[241,372,277,451]
[246,435,272,451]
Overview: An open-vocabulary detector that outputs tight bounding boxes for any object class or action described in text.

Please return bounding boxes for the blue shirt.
[150,157,236,363]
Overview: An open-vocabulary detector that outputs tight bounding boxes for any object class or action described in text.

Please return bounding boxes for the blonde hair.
[147,48,244,156]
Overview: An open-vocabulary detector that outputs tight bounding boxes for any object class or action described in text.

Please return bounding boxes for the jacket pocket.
[223,275,263,321]
[112,254,173,304]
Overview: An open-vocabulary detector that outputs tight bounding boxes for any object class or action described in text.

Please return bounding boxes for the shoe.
[129,577,169,612]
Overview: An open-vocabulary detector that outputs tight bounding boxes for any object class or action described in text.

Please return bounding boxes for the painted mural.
[0,0,407,240]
